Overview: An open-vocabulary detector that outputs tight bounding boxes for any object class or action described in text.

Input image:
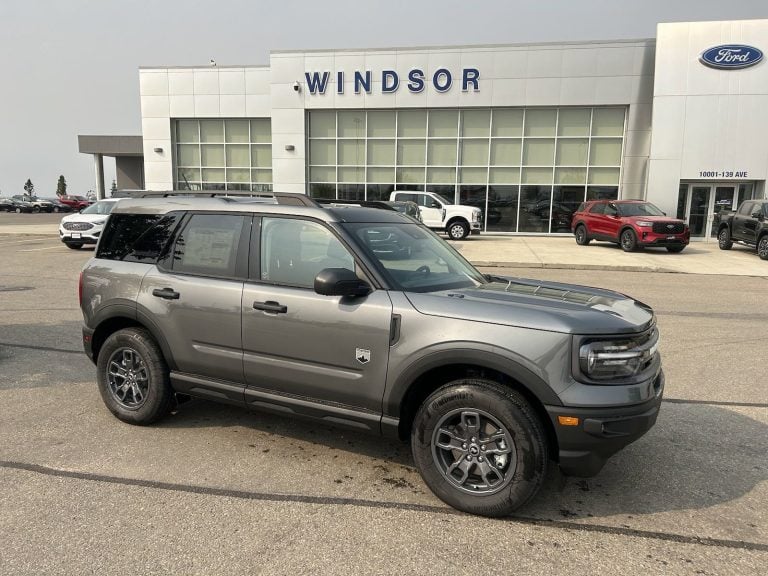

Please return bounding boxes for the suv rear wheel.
[97,327,173,425]
[411,378,547,517]
[574,224,590,246]
[758,235,768,260]
[447,220,470,241]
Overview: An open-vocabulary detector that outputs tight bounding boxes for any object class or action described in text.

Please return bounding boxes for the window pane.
[587,186,618,200]
[202,168,225,181]
[489,168,520,184]
[588,168,620,185]
[251,144,271,168]
[251,169,272,183]
[226,144,250,166]
[556,139,588,165]
[177,144,200,166]
[177,167,200,184]
[397,140,426,165]
[461,110,491,137]
[173,214,244,277]
[338,140,365,165]
[524,109,557,137]
[366,184,394,201]
[428,139,456,165]
[367,167,395,182]
[310,140,336,165]
[338,110,366,137]
[555,167,587,185]
[461,139,489,165]
[339,166,364,182]
[427,167,456,184]
[177,120,199,143]
[592,108,625,136]
[200,120,224,142]
[310,166,335,182]
[523,140,555,165]
[367,140,395,165]
[227,168,250,183]
[309,183,336,199]
[397,167,425,184]
[397,110,427,137]
[557,109,591,136]
[250,119,272,142]
[367,111,396,137]
[490,139,521,165]
[460,167,488,184]
[518,186,552,232]
[428,110,458,137]
[309,111,335,138]
[551,186,583,232]
[225,120,249,143]
[487,185,520,232]
[201,145,225,167]
[492,109,523,137]
[338,184,365,201]
[589,139,623,165]
[521,167,553,184]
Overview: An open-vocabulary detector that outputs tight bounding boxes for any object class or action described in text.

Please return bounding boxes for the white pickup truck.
[389,191,481,240]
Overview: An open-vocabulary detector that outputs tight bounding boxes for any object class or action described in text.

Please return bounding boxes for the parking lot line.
[18,246,65,252]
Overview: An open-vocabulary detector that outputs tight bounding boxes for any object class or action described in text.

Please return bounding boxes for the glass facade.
[174,119,273,191]
[307,107,625,233]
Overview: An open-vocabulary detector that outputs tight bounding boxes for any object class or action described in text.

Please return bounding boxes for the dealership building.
[81,18,768,238]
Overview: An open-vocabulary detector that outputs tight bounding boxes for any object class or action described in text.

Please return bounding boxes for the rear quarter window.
[97,213,181,262]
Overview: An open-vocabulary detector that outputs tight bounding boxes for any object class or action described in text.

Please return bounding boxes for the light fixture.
[284,144,295,151]
[153,147,163,153]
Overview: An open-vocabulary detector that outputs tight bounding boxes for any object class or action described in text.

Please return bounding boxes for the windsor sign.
[699,45,763,70]
[303,68,480,95]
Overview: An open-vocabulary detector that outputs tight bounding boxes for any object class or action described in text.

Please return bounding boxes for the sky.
[0,0,766,197]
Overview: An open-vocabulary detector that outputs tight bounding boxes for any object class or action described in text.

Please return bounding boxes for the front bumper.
[59,230,100,245]
[637,231,690,248]
[546,370,664,477]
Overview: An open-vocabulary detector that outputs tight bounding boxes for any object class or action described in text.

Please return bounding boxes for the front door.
[682,183,742,240]
[710,186,737,238]
[241,216,393,417]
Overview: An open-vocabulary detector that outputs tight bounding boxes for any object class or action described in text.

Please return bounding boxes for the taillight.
[78,271,84,306]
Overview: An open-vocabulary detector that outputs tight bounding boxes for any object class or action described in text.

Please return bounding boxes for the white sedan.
[59,199,120,249]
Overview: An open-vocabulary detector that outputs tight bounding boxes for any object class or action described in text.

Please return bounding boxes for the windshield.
[617,202,665,217]
[344,222,487,293]
[81,201,116,215]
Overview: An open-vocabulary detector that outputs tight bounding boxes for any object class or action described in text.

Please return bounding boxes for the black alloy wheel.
[574,224,590,245]
[106,347,151,409]
[758,236,768,260]
[620,229,638,252]
[411,378,547,517]
[718,228,733,250]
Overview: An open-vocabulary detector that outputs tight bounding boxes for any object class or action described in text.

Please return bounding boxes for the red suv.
[571,200,690,253]
[58,195,93,210]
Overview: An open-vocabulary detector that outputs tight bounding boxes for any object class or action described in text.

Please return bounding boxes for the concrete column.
[93,153,105,199]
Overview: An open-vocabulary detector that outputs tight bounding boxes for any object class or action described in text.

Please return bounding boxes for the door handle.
[152,287,180,300]
[253,300,288,314]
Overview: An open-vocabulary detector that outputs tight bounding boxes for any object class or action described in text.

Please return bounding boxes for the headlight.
[636,221,653,227]
[473,210,481,222]
[576,328,659,382]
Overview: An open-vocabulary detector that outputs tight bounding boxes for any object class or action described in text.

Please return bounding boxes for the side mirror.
[314,268,371,298]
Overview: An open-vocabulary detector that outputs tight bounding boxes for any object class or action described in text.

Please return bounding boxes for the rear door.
[138,212,249,399]
[241,216,393,425]
[735,202,756,243]
[603,203,622,240]
[587,202,607,238]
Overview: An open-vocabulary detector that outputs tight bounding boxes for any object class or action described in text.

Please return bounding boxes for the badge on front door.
[356,348,371,364]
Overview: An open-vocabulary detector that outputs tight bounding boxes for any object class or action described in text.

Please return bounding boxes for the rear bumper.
[546,370,664,477]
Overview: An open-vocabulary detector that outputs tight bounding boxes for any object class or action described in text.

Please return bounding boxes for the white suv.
[390,191,481,240]
[59,199,120,249]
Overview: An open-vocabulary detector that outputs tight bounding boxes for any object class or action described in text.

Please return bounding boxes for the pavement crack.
[0,342,82,355]
[2,459,766,553]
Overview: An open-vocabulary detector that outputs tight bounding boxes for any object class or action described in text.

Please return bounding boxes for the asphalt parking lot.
[0,234,766,575]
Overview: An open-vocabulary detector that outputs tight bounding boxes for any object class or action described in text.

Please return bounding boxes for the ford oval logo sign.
[700,45,763,69]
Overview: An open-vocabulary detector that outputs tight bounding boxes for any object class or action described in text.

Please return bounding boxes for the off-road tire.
[411,378,548,517]
[718,227,733,250]
[758,235,768,260]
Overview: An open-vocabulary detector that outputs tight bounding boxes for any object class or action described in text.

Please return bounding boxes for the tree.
[56,175,67,197]
[24,179,34,196]
[110,179,118,195]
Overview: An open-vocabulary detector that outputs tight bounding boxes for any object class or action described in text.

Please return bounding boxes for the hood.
[405,276,654,335]
[627,216,685,223]
[61,212,110,225]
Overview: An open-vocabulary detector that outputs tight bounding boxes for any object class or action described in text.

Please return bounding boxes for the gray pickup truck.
[715,199,768,259]
[79,191,664,517]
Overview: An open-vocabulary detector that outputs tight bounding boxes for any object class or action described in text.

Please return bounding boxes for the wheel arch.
[92,311,176,370]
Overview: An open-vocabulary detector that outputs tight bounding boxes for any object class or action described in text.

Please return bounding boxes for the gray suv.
[79,192,664,517]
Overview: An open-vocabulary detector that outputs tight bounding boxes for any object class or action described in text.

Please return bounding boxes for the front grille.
[652,221,684,234]
[63,222,94,231]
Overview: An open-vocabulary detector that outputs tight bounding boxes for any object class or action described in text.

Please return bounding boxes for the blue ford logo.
[700,44,763,69]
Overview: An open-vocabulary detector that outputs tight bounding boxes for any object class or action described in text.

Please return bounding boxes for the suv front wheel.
[411,379,547,517]
[97,327,173,425]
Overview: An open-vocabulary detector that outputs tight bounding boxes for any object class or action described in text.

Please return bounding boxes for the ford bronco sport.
[80,191,663,517]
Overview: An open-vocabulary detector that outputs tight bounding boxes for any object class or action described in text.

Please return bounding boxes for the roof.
[78,135,143,157]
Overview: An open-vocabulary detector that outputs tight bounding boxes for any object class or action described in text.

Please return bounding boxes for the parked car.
[6,198,34,213]
[12,195,54,213]
[714,199,768,259]
[0,197,17,212]
[42,197,74,213]
[571,200,690,252]
[79,191,663,517]
[58,195,93,211]
[59,199,119,249]
[390,190,482,240]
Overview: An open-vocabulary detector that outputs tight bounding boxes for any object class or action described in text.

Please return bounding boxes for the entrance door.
[688,186,711,238]
[684,184,739,240]
[710,186,737,237]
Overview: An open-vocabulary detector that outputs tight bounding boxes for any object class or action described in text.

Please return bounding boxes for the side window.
[260,218,355,288]
[589,203,605,215]
[124,214,181,263]
[421,194,441,209]
[97,214,163,261]
[172,213,245,277]
[604,203,618,217]
[397,193,418,204]
[738,202,754,216]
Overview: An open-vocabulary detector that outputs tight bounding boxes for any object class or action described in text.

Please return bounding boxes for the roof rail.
[127,190,320,207]
[315,198,397,211]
